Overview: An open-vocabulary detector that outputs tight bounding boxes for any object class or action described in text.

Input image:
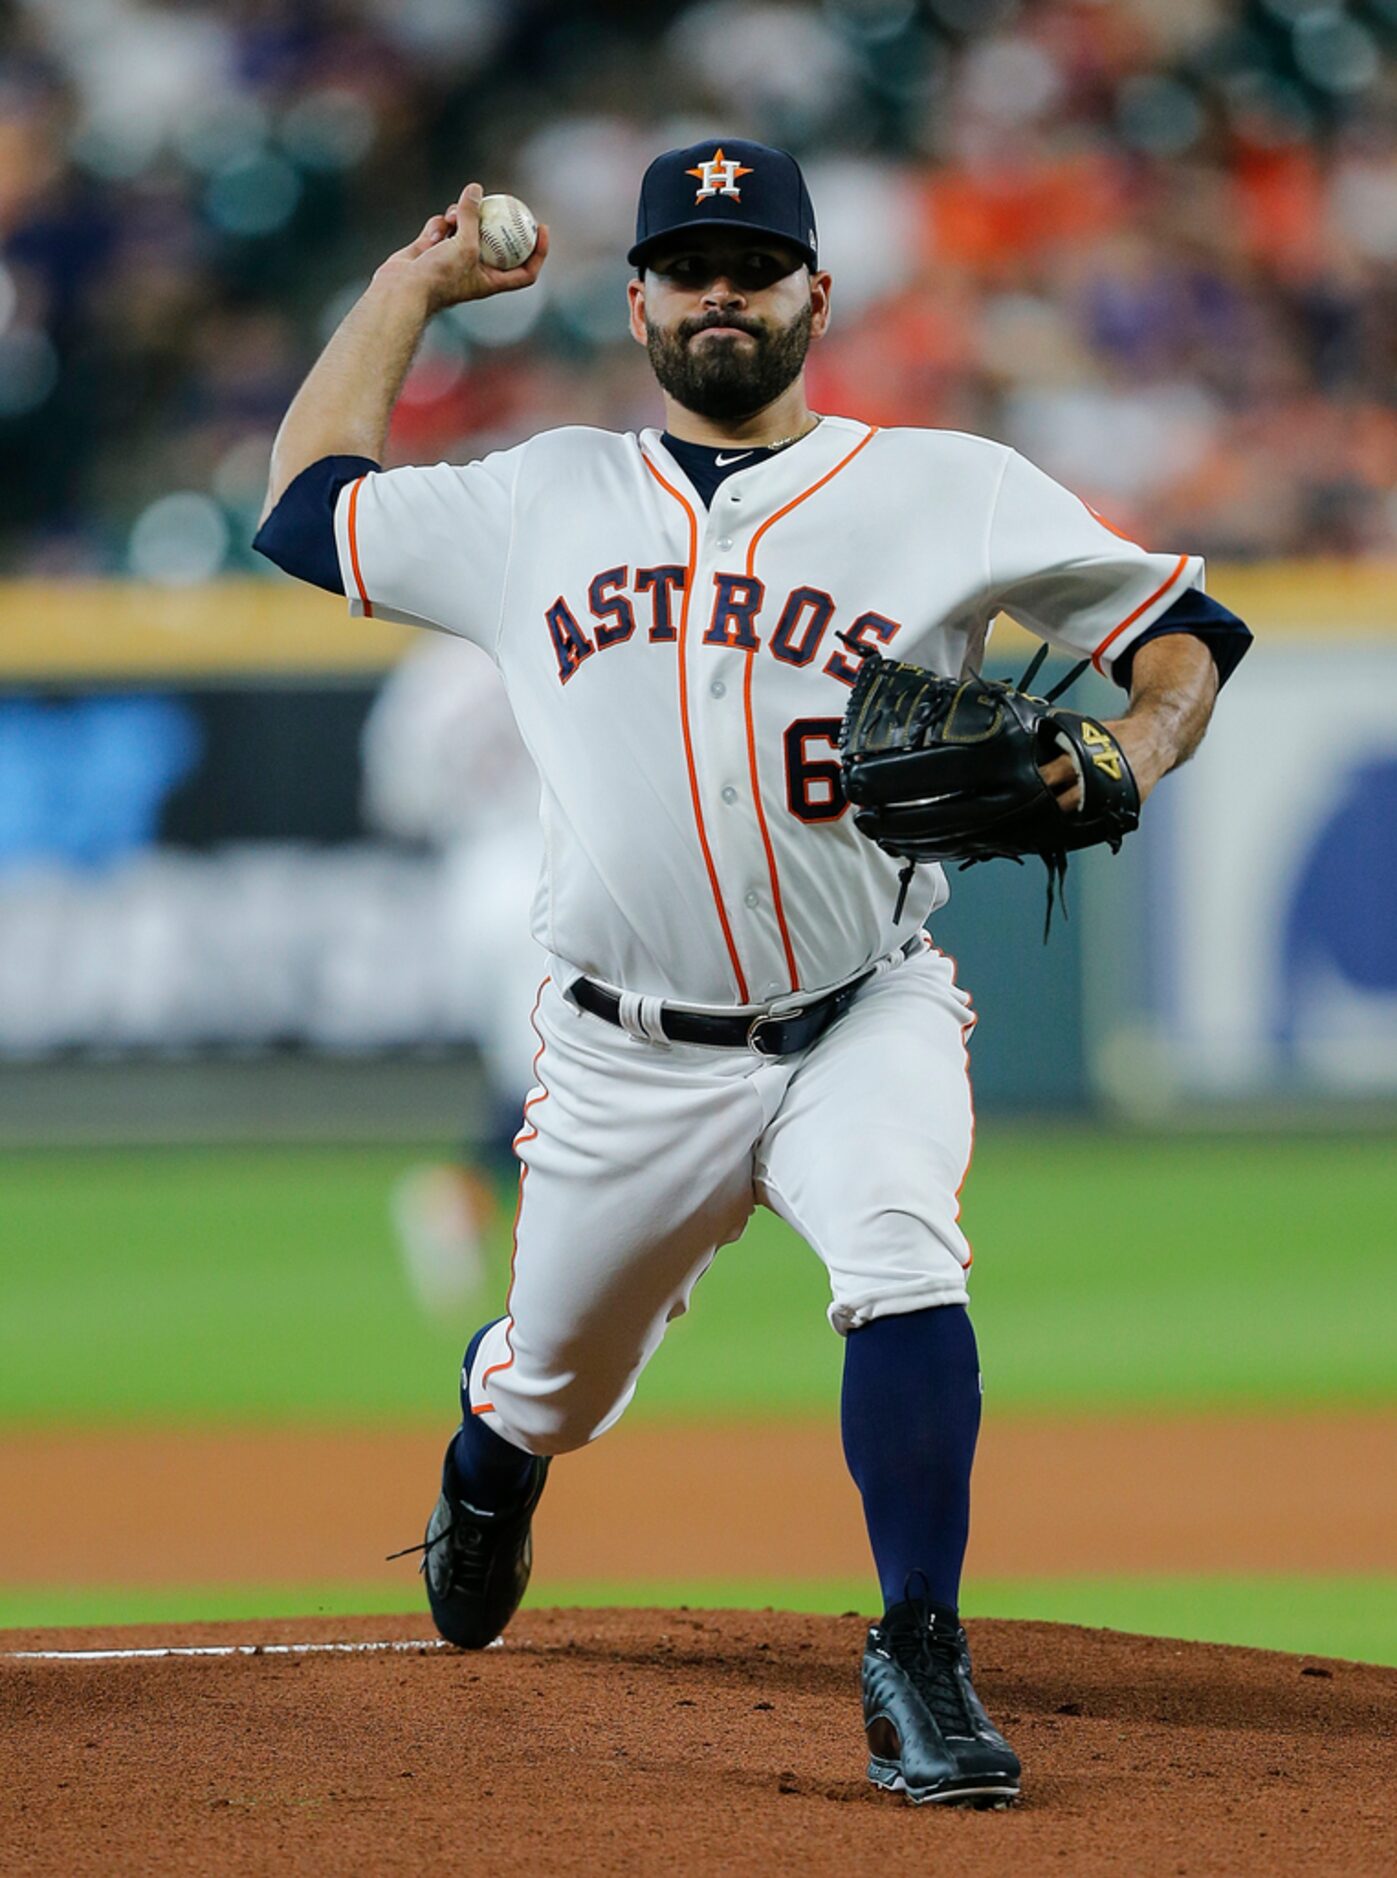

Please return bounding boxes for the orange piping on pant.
[475,976,551,1414]
[928,939,977,1273]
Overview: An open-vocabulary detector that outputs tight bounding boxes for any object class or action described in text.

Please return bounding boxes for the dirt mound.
[3,1610,1393,1876]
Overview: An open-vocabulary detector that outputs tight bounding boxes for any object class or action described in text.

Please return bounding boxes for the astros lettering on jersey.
[334,419,1201,1010]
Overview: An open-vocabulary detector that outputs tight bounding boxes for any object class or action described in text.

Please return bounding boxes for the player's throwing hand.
[373,182,549,315]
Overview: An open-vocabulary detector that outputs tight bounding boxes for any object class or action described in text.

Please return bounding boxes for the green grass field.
[3,1132,1393,1423]
[4,1576,1394,1665]
[3,1132,1394,1661]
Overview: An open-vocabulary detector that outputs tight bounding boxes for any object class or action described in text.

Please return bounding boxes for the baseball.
[477,193,538,270]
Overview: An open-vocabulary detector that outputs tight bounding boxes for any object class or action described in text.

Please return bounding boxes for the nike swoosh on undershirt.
[714,452,753,466]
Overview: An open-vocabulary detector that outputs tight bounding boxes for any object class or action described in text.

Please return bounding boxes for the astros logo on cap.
[686,147,753,203]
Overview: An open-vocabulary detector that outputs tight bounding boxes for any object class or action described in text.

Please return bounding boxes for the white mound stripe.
[6,1637,464,1662]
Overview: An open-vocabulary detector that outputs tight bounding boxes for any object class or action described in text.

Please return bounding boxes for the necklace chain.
[760,414,822,452]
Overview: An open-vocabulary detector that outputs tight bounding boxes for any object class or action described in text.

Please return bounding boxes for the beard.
[645,303,813,421]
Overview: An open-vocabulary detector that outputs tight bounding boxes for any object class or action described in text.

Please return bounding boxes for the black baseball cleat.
[399,1432,550,1649]
[862,1597,1022,1807]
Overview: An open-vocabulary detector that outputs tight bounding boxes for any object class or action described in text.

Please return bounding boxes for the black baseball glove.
[838,643,1140,936]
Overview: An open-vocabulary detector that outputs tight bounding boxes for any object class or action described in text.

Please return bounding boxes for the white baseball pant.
[467,941,976,1456]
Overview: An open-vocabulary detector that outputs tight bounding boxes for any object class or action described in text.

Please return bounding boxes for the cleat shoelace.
[386,1535,434,1563]
[386,1508,490,1586]
[888,1622,978,1741]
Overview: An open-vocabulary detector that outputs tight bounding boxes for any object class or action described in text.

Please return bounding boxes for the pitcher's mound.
[3,1609,1393,1875]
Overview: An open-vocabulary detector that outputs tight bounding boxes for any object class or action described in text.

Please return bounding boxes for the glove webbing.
[888,648,1091,939]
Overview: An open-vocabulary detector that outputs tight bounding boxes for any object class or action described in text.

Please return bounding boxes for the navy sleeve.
[252,455,381,595]
[1111,588,1253,692]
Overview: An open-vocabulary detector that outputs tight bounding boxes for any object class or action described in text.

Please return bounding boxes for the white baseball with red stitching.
[478,194,538,269]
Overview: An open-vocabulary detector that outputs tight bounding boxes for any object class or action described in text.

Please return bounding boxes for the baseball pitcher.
[256,140,1251,1807]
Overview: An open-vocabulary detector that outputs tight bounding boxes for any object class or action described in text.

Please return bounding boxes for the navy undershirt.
[253,453,378,596]
[659,430,801,509]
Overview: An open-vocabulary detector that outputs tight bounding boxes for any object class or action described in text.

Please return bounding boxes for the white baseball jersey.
[334,416,1202,1010]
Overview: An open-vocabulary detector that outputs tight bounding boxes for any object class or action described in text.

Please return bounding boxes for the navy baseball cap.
[629,139,818,272]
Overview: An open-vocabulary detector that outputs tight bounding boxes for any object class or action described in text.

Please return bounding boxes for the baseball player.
[256,140,1250,1807]
[360,637,543,1316]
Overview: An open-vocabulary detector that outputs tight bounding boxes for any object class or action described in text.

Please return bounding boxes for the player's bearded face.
[644,299,814,421]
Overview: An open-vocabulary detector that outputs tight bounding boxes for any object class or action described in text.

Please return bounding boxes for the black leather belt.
[568,939,921,1058]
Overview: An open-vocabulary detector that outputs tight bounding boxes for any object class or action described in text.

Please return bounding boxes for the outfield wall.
[0,567,1392,1117]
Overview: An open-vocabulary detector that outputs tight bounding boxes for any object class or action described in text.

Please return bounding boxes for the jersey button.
[716,537,733,552]
[729,491,742,504]
[744,891,760,909]
[721,786,738,805]
[709,679,726,698]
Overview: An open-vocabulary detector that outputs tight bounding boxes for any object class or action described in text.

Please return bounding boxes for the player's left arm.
[1040,629,1217,812]
[983,449,1252,813]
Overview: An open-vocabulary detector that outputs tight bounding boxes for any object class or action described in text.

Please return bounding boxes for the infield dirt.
[4,1412,1394,1588]
[4,1609,1394,1876]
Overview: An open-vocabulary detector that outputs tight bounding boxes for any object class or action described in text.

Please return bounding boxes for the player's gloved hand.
[838,644,1141,937]
[1039,714,1168,811]
[372,183,549,316]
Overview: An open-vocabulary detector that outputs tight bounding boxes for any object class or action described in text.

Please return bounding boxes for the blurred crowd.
[1,0,1394,580]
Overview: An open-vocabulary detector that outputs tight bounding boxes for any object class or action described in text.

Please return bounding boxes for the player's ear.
[808,269,832,340]
[626,276,648,346]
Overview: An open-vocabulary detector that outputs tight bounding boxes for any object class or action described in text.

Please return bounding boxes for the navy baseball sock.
[448,1319,536,1509]
[840,1303,982,1616]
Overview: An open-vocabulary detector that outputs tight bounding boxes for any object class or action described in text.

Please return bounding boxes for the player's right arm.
[259,184,548,519]
[254,188,548,639]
